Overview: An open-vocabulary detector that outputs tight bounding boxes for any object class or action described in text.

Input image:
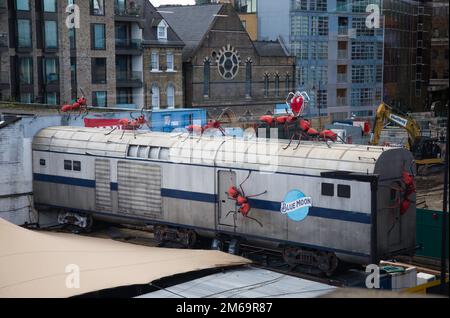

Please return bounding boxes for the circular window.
[216,45,241,80]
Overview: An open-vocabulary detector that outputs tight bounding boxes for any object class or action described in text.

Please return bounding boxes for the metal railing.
[337,73,347,83]
[115,4,142,17]
[337,49,347,59]
[115,38,142,50]
[0,71,9,84]
[116,70,142,82]
[336,97,347,106]
[338,26,348,36]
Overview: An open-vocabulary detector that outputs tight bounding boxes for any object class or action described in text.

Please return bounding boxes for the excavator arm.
[372,102,422,150]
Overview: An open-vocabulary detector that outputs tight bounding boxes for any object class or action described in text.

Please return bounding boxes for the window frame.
[337,184,351,198]
[321,183,334,196]
[64,160,73,171]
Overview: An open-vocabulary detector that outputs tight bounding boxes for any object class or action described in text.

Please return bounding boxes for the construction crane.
[372,103,444,166]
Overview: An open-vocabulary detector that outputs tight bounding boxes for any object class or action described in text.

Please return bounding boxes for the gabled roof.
[253,40,290,57]
[142,1,184,47]
[159,4,223,60]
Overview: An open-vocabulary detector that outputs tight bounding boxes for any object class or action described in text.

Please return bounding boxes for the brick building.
[0,0,184,109]
[160,3,295,121]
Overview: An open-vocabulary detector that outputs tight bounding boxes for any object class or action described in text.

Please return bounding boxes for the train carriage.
[32,126,416,274]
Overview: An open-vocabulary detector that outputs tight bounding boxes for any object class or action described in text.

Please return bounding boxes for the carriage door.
[218,170,237,229]
[95,159,112,212]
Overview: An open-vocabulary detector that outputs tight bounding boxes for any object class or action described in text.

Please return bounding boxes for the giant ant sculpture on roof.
[260,91,344,150]
[105,107,149,139]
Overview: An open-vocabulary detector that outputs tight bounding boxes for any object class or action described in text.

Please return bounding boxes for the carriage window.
[159,148,170,160]
[149,147,161,159]
[64,160,72,171]
[321,183,334,196]
[338,184,351,198]
[73,161,81,171]
[137,146,149,158]
[40,159,46,166]
[127,145,139,157]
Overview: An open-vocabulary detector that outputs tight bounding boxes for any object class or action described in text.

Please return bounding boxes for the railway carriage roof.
[33,127,414,177]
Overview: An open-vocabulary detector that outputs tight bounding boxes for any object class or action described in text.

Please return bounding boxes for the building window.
[40,159,46,166]
[321,183,334,196]
[311,16,328,36]
[291,16,309,36]
[167,84,175,109]
[92,58,107,84]
[285,75,290,95]
[151,52,159,71]
[92,24,106,50]
[44,20,58,49]
[73,161,81,172]
[43,0,56,12]
[236,0,257,13]
[311,41,328,59]
[264,74,269,97]
[19,93,33,103]
[117,88,132,104]
[18,58,33,84]
[92,91,107,107]
[69,28,76,50]
[151,85,160,109]
[45,92,58,105]
[337,184,351,198]
[17,19,32,48]
[203,59,210,97]
[15,0,30,11]
[274,75,280,97]
[291,41,308,59]
[166,52,174,71]
[90,0,105,16]
[43,58,58,84]
[70,57,77,99]
[157,20,168,40]
[352,65,375,84]
[64,160,72,171]
[293,0,307,10]
[245,60,252,97]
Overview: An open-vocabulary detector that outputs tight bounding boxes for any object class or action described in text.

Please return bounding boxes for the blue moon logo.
[280,190,312,222]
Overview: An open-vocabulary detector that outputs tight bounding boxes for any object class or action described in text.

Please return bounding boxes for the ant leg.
[120,129,125,139]
[293,132,302,150]
[246,190,268,198]
[283,133,295,150]
[245,216,263,228]
[239,171,252,196]
[105,127,117,136]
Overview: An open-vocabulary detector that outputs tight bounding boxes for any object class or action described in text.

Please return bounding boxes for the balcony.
[0,0,7,10]
[337,73,347,83]
[116,70,142,88]
[115,3,143,22]
[336,97,347,106]
[0,71,9,89]
[115,38,142,54]
[338,26,348,36]
[337,49,348,59]
[0,33,7,51]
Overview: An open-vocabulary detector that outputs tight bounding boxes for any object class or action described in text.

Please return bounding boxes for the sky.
[151,0,196,7]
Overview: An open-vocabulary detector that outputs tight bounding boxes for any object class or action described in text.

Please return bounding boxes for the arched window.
[203,58,210,97]
[167,84,175,109]
[157,20,168,40]
[264,74,269,97]
[151,84,160,109]
[274,74,280,97]
[245,60,252,97]
[285,74,290,95]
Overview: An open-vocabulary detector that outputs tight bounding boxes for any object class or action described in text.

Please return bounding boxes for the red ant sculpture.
[226,171,267,227]
[260,92,343,149]
[60,88,88,119]
[105,109,149,139]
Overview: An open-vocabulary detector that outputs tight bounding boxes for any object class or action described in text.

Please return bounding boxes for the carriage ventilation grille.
[95,159,112,211]
[117,161,162,219]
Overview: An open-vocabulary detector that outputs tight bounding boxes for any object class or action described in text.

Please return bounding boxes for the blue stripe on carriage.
[33,173,96,188]
[34,173,371,224]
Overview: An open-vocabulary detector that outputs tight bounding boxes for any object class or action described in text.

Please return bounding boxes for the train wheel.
[316,251,339,277]
[180,230,197,249]
[211,238,224,251]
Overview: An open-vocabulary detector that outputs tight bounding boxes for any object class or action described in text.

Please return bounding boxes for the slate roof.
[158,4,223,61]
[253,40,290,57]
[142,1,184,47]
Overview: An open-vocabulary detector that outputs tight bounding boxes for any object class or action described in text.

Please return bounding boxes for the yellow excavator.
[372,103,444,166]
